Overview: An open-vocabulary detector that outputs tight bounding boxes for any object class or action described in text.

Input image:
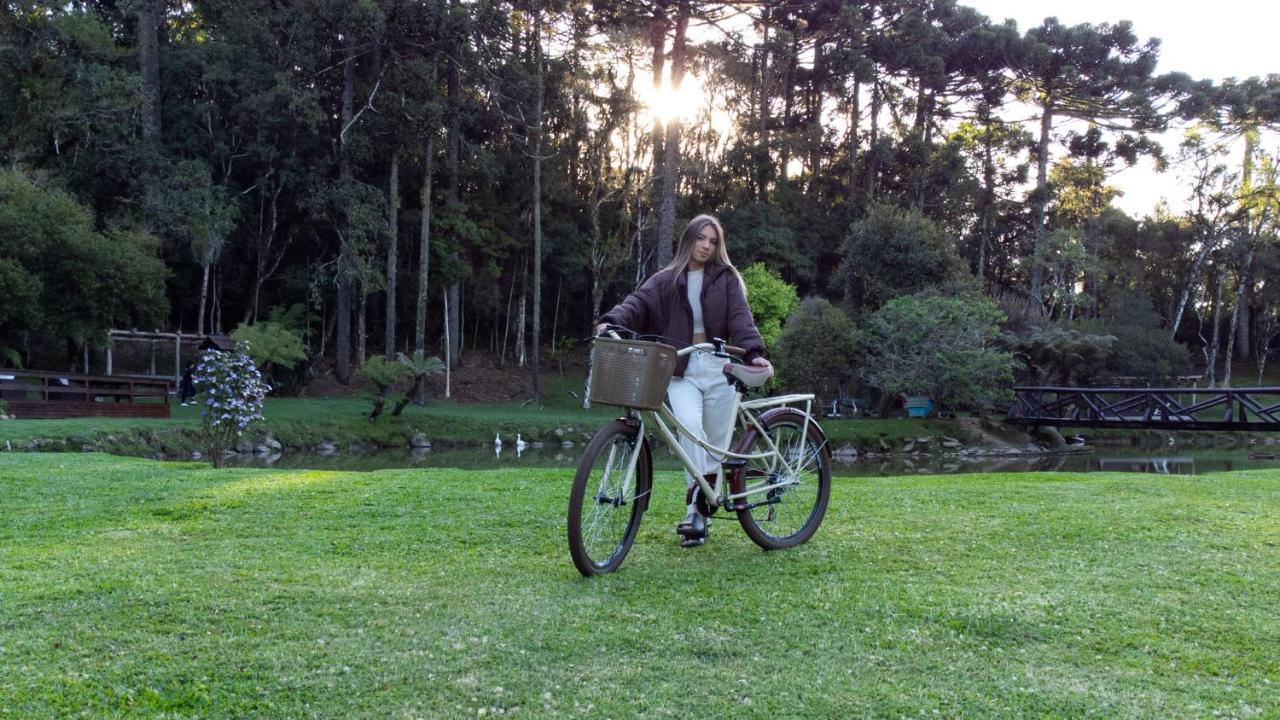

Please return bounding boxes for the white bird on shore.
[494,433,503,449]
[516,433,527,451]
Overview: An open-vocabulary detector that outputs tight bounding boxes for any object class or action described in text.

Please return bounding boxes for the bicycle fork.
[596,416,647,508]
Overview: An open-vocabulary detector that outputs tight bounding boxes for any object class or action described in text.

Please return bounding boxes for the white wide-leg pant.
[666,352,736,488]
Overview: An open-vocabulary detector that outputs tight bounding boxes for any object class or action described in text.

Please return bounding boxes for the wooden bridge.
[1006,386,1280,431]
[0,369,172,419]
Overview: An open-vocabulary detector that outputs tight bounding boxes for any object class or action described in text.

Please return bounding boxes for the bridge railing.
[1007,386,1280,431]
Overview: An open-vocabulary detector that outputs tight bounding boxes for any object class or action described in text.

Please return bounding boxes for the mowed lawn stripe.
[1,454,1277,718]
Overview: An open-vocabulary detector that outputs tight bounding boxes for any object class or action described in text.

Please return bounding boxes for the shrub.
[740,263,799,351]
[230,321,307,379]
[360,356,410,421]
[391,351,445,416]
[857,292,1015,412]
[1014,326,1117,385]
[195,346,270,467]
[776,298,858,398]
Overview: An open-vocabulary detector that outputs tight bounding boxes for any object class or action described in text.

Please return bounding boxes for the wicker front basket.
[588,338,678,410]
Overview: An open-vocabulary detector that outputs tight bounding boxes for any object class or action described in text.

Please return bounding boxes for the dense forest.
[1,1,1279,400]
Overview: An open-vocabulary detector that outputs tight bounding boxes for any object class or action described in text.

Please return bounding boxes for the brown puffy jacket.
[598,263,765,376]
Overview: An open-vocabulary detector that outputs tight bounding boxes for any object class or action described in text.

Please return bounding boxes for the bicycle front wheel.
[732,408,831,550]
[567,419,652,576]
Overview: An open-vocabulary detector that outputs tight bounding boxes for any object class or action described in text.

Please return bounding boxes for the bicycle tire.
[731,408,831,550]
[567,419,652,576]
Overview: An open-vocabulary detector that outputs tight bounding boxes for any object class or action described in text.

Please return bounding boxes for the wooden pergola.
[106,330,234,381]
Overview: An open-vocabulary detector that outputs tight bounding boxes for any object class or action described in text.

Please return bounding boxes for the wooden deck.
[0,369,172,419]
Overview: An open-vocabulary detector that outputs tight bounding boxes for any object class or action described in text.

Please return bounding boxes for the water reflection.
[220,443,1280,476]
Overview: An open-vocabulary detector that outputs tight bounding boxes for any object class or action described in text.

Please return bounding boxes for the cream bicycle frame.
[609,342,818,509]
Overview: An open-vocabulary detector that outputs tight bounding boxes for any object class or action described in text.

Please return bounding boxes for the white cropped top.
[687,268,705,335]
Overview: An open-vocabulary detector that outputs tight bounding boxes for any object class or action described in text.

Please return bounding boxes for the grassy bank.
[2,454,1277,717]
[0,381,1007,458]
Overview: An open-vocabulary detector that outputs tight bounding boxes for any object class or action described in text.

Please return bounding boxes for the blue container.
[903,395,933,418]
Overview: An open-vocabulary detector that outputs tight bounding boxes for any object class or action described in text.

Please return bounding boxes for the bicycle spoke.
[735,417,830,548]
[577,434,641,567]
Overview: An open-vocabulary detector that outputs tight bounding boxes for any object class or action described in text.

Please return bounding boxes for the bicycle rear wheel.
[567,419,652,576]
[732,408,831,550]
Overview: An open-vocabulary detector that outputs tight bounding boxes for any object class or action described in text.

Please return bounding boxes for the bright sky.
[965,0,1280,215]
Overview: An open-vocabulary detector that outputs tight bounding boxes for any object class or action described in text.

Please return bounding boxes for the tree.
[145,160,238,336]
[654,4,688,269]
[1014,19,1163,307]
[1076,288,1191,383]
[858,291,1014,411]
[0,170,167,364]
[834,202,970,315]
[775,297,858,398]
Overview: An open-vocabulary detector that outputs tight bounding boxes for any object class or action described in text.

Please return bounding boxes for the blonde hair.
[664,214,747,298]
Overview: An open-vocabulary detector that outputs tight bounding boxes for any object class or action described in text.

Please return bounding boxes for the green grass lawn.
[2,454,1277,717]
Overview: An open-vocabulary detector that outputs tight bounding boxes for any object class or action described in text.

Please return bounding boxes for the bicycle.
[567,327,832,576]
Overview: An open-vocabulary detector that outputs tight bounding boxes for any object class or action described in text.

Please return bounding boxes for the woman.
[597,215,772,548]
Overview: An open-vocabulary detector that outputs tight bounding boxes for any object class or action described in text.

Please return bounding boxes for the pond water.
[222,443,1280,476]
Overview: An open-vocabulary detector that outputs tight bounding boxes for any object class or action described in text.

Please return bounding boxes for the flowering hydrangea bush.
[195,345,270,467]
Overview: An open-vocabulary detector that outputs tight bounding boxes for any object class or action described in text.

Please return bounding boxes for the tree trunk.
[196,261,210,337]
[848,74,859,201]
[335,261,352,383]
[1170,234,1222,338]
[356,282,367,368]
[531,13,544,398]
[808,41,824,196]
[442,288,451,398]
[1224,249,1253,386]
[977,111,996,280]
[138,0,162,144]
[501,259,517,364]
[245,180,283,325]
[212,265,222,332]
[1237,292,1252,359]
[335,33,356,384]
[515,275,527,369]
[385,148,400,358]
[656,11,688,270]
[445,27,462,368]
[648,5,667,274]
[1030,100,1054,306]
[756,5,771,203]
[778,28,798,187]
[415,132,435,356]
[866,76,880,200]
[1236,128,1258,361]
[914,84,932,210]
[1208,270,1224,386]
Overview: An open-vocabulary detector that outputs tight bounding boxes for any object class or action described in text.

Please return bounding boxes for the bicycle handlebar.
[676,342,746,358]
[596,324,746,359]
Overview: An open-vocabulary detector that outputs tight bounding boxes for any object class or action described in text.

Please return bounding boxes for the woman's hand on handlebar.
[750,357,772,369]
[595,323,623,339]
